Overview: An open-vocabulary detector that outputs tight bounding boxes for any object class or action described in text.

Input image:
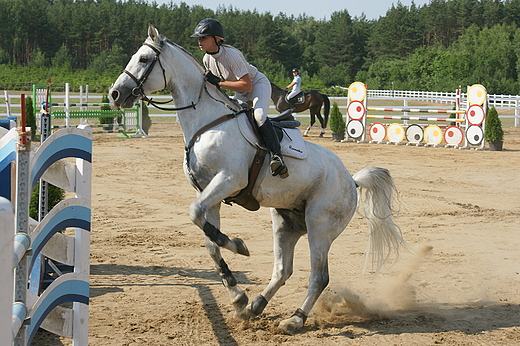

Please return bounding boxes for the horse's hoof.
[232,237,250,256]
[278,315,304,334]
[319,133,324,138]
[234,305,255,320]
[232,291,249,311]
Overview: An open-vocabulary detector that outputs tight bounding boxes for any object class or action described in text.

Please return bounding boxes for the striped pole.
[65,82,71,127]
[12,302,27,342]
[367,114,465,122]
[4,90,12,116]
[14,94,30,346]
[51,103,114,107]
[0,197,14,343]
[13,233,30,269]
[367,107,466,114]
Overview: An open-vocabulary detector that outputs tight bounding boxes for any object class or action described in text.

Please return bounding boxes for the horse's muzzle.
[109,87,135,109]
[110,89,120,105]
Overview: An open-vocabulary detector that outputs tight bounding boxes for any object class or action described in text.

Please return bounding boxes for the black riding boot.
[258,120,289,178]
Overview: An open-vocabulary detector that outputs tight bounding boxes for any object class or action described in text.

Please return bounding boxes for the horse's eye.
[139,56,148,63]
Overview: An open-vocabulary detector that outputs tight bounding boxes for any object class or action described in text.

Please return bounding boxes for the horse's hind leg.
[235,208,305,319]
[278,234,332,333]
[279,195,355,334]
[316,113,325,137]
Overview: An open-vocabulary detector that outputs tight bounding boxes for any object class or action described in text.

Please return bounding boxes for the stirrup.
[270,155,289,179]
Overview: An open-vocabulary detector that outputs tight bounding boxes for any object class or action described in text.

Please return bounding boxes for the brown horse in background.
[270,82,330,137]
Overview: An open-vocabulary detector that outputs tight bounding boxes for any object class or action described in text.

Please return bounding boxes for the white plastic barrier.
[0,123,92,346]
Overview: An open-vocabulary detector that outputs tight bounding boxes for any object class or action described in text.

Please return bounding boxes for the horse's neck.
[161,42,236,143]
[174,87,237,145]
[272,86,287,109]
[272,86,285,101]
[173,82,238,144]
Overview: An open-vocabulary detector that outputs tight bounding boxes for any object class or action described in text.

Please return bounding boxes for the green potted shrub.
[484,107,504,151]
[99,94,115,130]
[30,182,66,220]
[141,102,152,135]
[329,102,346,142]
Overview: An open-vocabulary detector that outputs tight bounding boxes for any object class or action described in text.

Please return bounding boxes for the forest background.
[2,0,520,95]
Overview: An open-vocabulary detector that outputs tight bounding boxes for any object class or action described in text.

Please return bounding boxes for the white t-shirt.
[203,44,258,82]
[291,75,302,92]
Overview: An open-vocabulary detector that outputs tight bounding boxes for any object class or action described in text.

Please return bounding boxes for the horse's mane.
[165,38,203,68]
[144,34,204,70]
[270,82,284,92]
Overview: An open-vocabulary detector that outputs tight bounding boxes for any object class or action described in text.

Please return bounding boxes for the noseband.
[122,42,198,111]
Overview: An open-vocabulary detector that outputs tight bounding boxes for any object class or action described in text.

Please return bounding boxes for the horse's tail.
[321,94,330,128]
[352,166,407,273]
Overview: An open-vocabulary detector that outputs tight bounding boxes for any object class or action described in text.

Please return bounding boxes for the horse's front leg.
[304,115,316,137]
[203,206,249,313]
[206,238,249,311]
[303,126,310,136]
[190,179,249,312]
[189,172,249,256]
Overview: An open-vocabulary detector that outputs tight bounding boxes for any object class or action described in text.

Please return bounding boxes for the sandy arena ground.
[35,122,520,345]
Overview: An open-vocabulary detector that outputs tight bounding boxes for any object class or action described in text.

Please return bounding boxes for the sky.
[151,0,432,20]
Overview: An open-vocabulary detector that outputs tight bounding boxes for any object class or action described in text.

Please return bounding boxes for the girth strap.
[223,147,267,211]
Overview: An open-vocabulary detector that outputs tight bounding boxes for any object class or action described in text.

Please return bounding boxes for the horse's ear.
[148,24,160,43]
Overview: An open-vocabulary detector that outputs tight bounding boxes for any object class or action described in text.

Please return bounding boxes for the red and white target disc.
[347,101,366,120]
[369,122,386,141]
[444,126,464,146]
[466,105,485,126]
[466,125,484,145]
[424,125,443,145]
[405,124,424,144]
[387,123,405,143]
[346,120,364,139]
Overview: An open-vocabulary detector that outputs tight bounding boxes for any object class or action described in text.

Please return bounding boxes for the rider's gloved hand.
[205,71,221,87]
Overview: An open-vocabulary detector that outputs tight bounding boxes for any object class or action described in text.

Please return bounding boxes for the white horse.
[109,25,406,333]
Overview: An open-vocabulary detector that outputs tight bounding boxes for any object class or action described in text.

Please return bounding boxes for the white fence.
[367,89,459,104]
[2,87,519,126]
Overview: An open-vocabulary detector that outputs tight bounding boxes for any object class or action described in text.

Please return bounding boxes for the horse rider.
[285,68,301,111]
[191,18,288,179]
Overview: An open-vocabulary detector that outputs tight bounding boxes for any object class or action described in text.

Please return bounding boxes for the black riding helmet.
[191,18,225,39]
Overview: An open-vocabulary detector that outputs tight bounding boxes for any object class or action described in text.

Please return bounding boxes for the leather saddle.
[223,107,300,211]
[287,91,305,105]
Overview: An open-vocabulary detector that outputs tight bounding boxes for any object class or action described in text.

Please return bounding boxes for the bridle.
[122,42,199,111]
